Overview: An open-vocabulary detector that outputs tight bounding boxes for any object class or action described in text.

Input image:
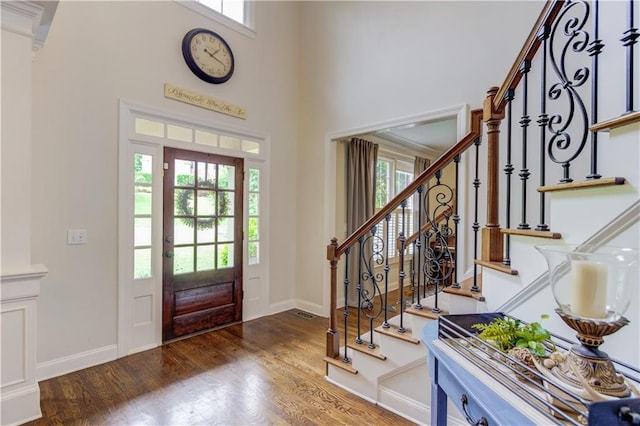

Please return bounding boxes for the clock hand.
[203,48,221,58]
[211,55,226,68]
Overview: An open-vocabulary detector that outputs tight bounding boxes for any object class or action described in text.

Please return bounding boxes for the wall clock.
[182,28,235,84]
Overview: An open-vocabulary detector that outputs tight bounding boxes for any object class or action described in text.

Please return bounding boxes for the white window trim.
[175,0,256,39]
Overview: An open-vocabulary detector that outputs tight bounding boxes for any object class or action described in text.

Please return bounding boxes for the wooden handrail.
[333,108,484,259]
[493,0,565,112]
[404,205,455,247]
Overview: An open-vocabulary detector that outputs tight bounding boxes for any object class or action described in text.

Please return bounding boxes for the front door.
[162,147,243,341]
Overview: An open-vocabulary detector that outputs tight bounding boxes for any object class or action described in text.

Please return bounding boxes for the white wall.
[296,1,545,311]
[31,1,299,367]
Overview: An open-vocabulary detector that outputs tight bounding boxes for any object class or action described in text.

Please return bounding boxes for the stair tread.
[590,111,640,132]
[374,324,420,344]
[324,356,358,374]
[474,259,518,276]
[347,341,387,360]
[443,274,486,301]
[538,176,625,193]
[404,305,449,319]
[501,228,561,239]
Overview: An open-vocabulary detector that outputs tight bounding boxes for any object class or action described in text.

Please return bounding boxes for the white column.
[1,2,52,424]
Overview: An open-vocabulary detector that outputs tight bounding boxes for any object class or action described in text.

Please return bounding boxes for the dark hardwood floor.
[26,309,415,426]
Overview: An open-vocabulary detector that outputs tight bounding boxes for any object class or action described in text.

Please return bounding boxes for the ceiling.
[368,118,458,157]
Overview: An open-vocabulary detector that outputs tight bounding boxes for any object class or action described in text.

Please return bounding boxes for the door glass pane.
[174,246,195,275]
[218,165,235,190]
[197,245,215,271]
[175,160,195,186]
[217,243,234,268]
[248,242,259,265]
[248,193,259,215]
[197,226,215,244]
[248,217,258,240]
[217,218,234,242]
[218,191,234,216]
[134,248,152,279]
[134,218,152,246]
[197,162,216,187]
[135,186,152,215]
[174,219,194,245]
[197,191,216,216]
[175,189,195,216]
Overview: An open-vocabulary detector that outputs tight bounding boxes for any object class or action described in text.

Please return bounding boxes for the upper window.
[198,0,244,25]
[178,1,255,37]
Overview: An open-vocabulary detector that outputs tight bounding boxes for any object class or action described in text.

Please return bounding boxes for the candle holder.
[535,244,639,398]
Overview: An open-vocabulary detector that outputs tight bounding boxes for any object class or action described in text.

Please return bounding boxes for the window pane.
[135,118,164,137]
[217,218,234,242]
[249,193,259,216]
[167,124,193,142]
[242,139,260,154]
[195,130,218,146]
[218,165,235,189]
[197,245,215,271]
[200,0,222,12]
[175,189,195,216]
[249,169,259,191]
[217,243,234,268]
[197,191,216,216]
[223,0,244,23]
[174,218,194,245]
[174,246,194,275]
[134,153,153,183]
[134,218,152,246]
[175,160,195,186]
[396,171,413,193]
[134,248,152,279]
[376,160,390,208]
[248,217,258,240]
[218,191,234,216]
[197,226,215,244]
[197,163,216,187]
[134,186,152,215]
[220,135,240,151]
[248,241,259,265]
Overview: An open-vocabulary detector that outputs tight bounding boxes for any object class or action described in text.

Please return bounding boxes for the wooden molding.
[405,305,449,319]
[538,177,625,193]
[443,275,485,301]
[347,342,387,361]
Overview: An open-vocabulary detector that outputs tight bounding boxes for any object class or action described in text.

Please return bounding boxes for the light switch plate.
[67,229,88,245]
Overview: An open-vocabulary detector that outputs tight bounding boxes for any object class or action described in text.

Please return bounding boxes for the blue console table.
[422,320,640,426]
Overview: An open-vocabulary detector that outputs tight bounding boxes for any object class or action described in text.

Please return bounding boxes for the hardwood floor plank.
[26,309,415,426]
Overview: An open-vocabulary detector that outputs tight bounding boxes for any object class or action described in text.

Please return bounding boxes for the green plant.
[472,315,554,357]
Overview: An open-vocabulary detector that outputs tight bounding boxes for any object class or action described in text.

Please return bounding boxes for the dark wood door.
[162,147,243,341]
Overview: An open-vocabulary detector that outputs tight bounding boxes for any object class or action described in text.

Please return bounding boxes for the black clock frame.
[182,28,235,84]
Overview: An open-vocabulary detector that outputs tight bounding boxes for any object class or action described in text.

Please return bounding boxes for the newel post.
[482,87,505,262]
[326,238,340,358]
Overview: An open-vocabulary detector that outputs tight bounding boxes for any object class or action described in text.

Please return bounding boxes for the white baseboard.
[295,299,325,317]
[377,386,428,426]
[36,344,118,381]
[268,299,296,315]
[0,383,41,426]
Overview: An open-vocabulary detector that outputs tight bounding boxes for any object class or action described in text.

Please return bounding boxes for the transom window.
[198,0,245,25]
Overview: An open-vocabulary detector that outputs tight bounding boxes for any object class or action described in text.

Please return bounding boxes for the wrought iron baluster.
[622,0,639,113]
[356,236,364,344]
[414,188,424,310]
[342,247,351,363]
[451,154,461,289]
[536,24,551,232]
[398,200,407,333]
[587,0,603,180]
[359,226,385,349]
[519,60,532,230]
[504,88,515,266]
[472,137,482,292]
[382,214,391,329]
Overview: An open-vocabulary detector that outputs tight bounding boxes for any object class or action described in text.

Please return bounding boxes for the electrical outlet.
[67,229,88,245]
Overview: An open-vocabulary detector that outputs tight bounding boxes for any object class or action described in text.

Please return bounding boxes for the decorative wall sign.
[164,83,247,119]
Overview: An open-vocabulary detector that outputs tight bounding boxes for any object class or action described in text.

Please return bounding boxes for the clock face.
[182,29,234,84]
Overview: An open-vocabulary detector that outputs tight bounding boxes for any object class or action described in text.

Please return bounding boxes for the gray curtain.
[346,138,379,307]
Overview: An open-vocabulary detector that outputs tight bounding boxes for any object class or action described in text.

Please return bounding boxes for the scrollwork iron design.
[358,226,385,347]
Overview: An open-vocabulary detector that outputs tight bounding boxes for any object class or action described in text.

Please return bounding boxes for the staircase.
[324,0,639,424]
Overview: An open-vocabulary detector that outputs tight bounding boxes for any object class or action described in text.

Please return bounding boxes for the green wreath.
[175,188,230,229]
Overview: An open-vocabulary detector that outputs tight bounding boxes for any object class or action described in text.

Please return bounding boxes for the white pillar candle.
[570,260,608,318]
